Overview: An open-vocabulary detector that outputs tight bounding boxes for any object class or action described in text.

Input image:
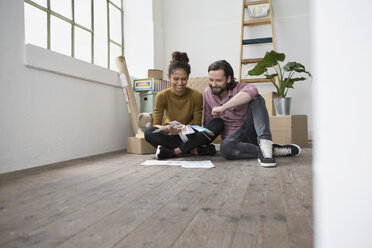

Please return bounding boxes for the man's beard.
[210,85,227,95]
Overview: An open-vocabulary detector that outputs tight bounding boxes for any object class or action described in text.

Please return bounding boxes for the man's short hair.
[208,60,238,90]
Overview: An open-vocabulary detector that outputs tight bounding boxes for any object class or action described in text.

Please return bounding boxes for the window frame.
[24,0,124,69]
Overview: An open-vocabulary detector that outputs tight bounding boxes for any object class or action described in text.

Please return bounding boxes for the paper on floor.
[181,161,215,168]
[140,160,215,169]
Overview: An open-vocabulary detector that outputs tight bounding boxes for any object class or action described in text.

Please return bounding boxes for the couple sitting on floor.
[144,51,300,167]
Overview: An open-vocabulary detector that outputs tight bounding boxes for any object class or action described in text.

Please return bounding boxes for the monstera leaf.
[279,77,307,97]
[283,62,312,76]
[248,50,285,76]
[247,50,311,97]
[265,73,278,79]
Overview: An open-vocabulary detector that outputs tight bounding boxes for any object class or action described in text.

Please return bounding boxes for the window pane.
[75,28,91,63]
[51,16,71,56]
[109,4,122,44]
[24,3,47,48]
[110,0,121,7]
[50,0,72,20]
[94,0,108,68]
[109,43,122,71]
[29,0,47,8]
[75,0,91,29]
[24,0,124,69]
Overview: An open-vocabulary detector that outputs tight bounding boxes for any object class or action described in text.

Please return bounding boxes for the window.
[24,0,124,70]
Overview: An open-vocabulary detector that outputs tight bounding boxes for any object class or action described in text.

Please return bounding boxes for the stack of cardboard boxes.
[261,92,308,147]
[133,70,170,114]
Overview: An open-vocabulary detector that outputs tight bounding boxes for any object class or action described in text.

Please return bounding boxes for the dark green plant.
[248,50,311,97]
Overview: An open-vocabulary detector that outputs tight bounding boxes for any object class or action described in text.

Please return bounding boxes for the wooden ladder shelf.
[239,0,275,83]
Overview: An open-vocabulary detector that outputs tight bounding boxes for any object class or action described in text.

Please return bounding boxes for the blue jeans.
[220,95,272,159]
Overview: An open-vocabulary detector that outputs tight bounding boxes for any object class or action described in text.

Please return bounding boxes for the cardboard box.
[126,137,156,154]
[260,92,279,116]
[148,69,163,79]
[269,115,308,147]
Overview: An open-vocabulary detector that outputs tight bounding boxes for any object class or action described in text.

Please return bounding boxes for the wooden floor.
[0,147,312,248]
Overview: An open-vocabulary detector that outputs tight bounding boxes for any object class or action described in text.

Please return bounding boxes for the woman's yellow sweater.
[153,87,203,126]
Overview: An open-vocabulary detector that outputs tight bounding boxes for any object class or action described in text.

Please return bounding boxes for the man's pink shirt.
[203,83,258,140]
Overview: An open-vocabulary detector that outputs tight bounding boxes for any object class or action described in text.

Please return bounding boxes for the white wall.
[0,0,133,173]
[153,0,165,71]
[161,0,242,76]
[271,0,311,123]
[158,0,312,138]
[124,0,156,78]
[312,0,372,247]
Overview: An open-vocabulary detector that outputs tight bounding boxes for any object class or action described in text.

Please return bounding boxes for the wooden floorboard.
[0,156,167,245]
[113,161,248,248]
[172,163,256,248]
[0,148,313,248]
[231,163,290,248]
[0,152,139,208]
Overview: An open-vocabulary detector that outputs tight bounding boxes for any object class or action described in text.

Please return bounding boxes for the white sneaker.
[258,139,277,167]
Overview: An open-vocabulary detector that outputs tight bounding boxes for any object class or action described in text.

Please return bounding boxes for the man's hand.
[211,92,253,118]
[212,105,226,117]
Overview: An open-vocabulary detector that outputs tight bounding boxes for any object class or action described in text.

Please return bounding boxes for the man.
[203,60,300,167]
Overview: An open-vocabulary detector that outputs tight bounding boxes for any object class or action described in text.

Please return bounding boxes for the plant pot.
[273,97,292,115]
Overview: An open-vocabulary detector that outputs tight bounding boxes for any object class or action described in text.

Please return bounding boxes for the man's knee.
[220,139,238,160]
[253,94,266,106]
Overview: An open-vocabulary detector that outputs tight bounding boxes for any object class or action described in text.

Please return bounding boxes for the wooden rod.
[240,78,272,83]
[116,56,140,135]
[243,18,271,25]
[244,0,269,7]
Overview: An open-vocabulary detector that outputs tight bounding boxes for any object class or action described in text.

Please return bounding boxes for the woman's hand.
[169,124,184,135]
[155,124,184,135]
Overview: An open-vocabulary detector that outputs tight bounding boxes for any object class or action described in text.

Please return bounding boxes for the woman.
[145,51,224,160]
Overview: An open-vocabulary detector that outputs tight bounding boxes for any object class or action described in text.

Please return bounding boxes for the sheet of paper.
[140,160,215,169]
[181,160,215,169]
[140,160,183,166]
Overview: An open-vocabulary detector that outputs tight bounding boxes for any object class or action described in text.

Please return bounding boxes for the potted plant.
[248,50,311,115]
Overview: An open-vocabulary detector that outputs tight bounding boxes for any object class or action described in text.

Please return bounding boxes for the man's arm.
[212,91,252,117]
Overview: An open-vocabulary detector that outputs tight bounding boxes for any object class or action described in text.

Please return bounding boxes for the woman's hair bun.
[171,51,189,63]
[168,51,191,76]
